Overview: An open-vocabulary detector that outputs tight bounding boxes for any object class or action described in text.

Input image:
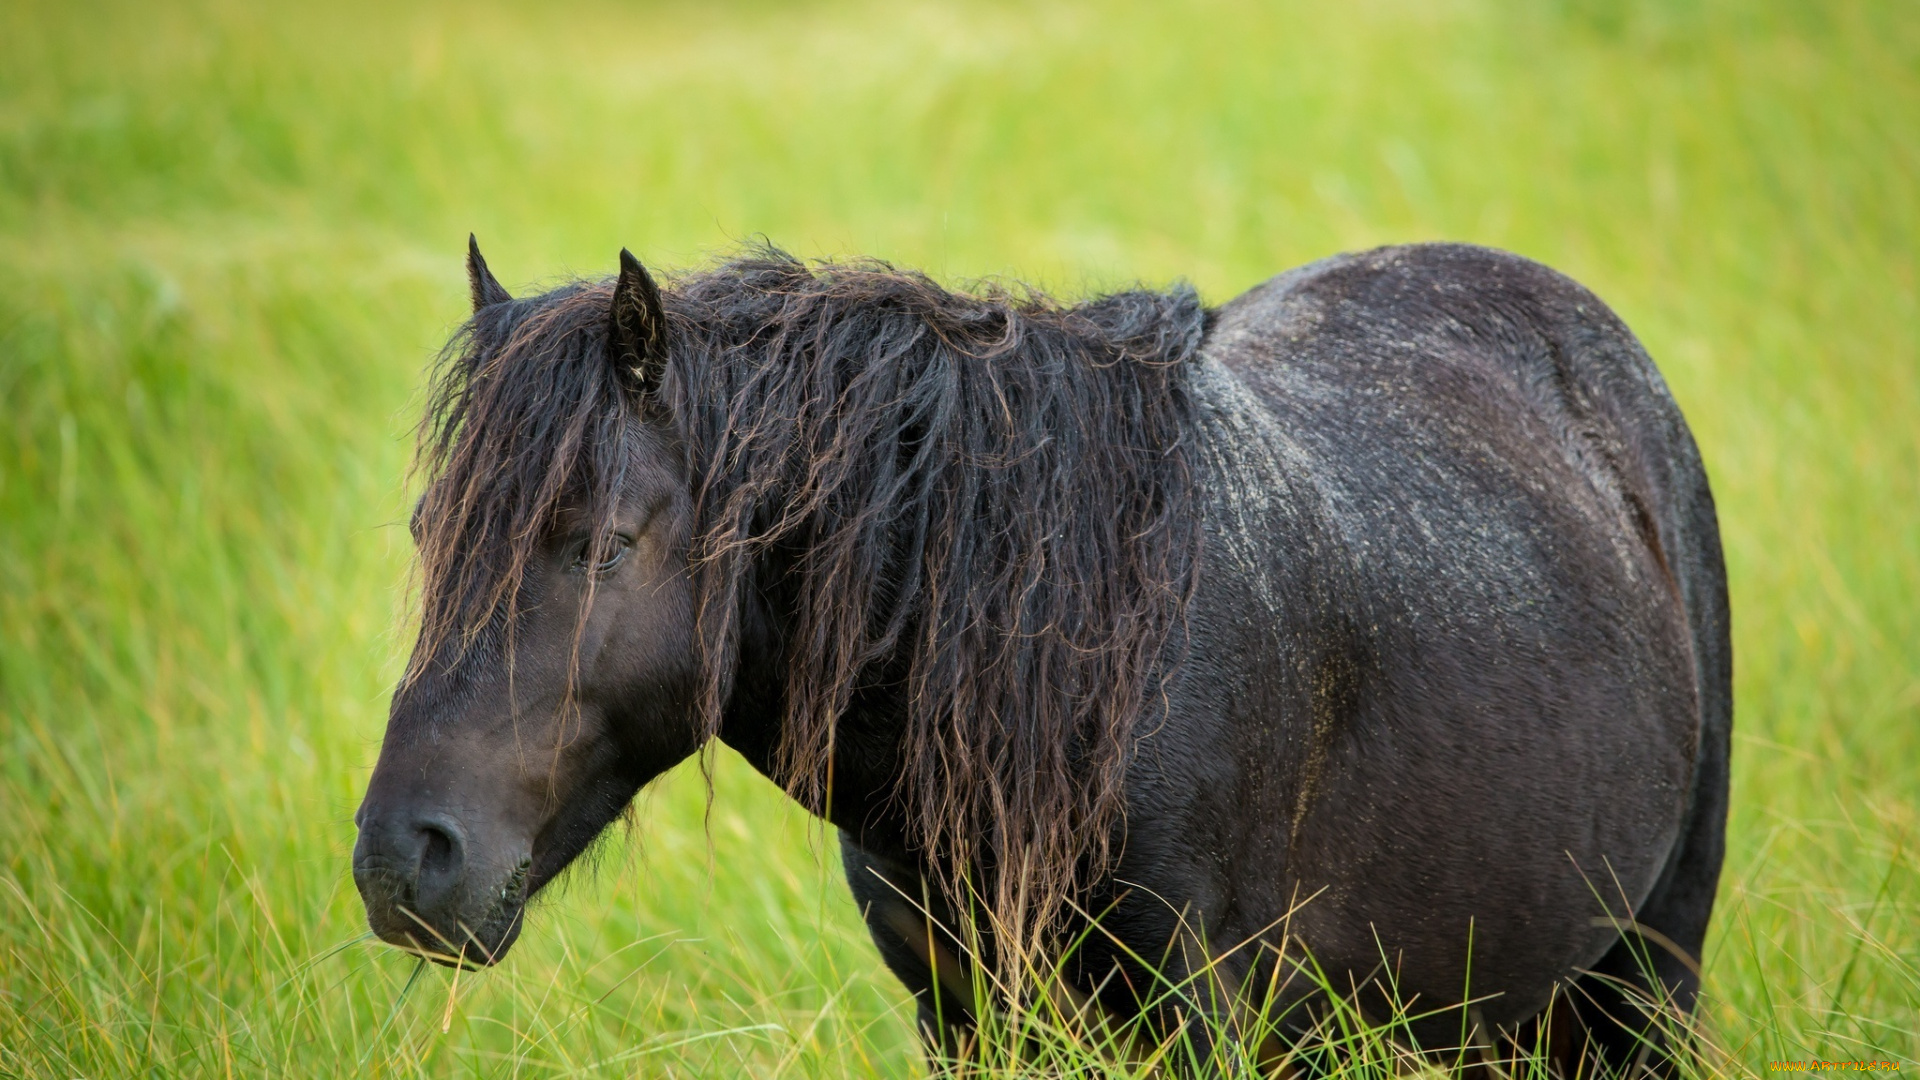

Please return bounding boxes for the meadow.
[2,0,1916,1075]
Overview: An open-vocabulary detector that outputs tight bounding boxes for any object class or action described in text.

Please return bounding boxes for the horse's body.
[354,241,1727,1074]
[838,246,1729,1061]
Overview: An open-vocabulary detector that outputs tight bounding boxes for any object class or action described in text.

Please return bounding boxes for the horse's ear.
[609,248,667,390]
[466,234,512,311]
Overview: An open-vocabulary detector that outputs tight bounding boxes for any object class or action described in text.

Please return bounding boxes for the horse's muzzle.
[352,806,530,967]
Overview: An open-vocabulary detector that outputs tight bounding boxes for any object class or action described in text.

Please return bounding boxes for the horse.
[352,237,1729,1074]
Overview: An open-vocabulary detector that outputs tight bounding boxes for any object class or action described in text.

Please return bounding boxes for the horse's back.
[1166,243,1728,1028]
[1209,243,1726,759]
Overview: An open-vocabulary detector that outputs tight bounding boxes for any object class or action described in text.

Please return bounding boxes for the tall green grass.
[2,0,1915,1075]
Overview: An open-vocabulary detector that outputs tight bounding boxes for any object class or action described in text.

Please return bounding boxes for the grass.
[1,0,1916,1074]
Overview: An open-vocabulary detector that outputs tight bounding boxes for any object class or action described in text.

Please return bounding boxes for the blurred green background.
[2,0,1915,1075]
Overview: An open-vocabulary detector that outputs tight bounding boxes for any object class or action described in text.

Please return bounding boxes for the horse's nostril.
[414,819,465,887]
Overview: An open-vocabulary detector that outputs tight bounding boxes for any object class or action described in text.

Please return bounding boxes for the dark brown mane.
[411,248,1207,955]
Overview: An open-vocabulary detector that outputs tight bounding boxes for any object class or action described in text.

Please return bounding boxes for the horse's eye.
[570,533,633,576]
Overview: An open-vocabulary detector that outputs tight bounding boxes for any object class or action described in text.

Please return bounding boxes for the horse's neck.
[713,588,918,853]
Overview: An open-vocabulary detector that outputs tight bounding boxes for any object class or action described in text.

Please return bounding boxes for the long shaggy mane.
[411,248,1208,957]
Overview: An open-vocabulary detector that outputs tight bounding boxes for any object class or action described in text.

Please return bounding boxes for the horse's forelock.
[407,281,632,683]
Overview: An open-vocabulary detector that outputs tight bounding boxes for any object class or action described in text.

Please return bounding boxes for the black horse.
[353,239,1729,1074]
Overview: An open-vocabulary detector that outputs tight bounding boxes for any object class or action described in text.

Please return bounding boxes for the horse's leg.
[842,834,1246,1071]
[1552,702,1729,1077]
[838,833,979,1068]
[1555,771,1726,1076]
[1061,884,1299,1075]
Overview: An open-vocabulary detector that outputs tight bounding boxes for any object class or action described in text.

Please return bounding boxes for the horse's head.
[353,241,699,966]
